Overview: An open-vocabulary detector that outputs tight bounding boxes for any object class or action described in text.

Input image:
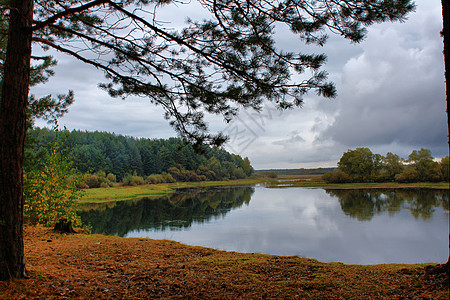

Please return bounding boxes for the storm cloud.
[32,0,447,169]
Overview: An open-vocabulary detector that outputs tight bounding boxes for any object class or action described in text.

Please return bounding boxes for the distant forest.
[26,128,253,183]
[255,168,336,176]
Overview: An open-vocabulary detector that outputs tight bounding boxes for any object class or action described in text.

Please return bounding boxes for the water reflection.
[79,186,254,236]
[327,189,449,221]
[78,186,449,264]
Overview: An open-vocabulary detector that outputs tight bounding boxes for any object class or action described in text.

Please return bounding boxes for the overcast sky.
[31,0,447,170]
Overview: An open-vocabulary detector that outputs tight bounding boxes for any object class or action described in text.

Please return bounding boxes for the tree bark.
[442,0,450,268]
[443,0,450,154]
[0,0,34,280]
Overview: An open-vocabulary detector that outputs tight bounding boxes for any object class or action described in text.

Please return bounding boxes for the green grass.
[80,184,174,203]
[80,178,266,203]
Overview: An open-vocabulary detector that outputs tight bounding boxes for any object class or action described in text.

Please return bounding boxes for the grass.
[80,178,266,203]
[80,184,174,203]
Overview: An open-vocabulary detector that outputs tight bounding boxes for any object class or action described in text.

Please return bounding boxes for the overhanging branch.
[32,0,108,31]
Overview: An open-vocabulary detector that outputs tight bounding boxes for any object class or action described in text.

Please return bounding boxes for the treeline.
[255,168,336,176]
[323,148,449,183]
[26,128,254,186]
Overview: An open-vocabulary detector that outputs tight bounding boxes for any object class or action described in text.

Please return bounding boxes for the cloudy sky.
[32,0,447,170]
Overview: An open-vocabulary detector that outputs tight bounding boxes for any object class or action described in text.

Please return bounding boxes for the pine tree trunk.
[442,0,450,268]
[0,0,34,280]
[443,0,450,154]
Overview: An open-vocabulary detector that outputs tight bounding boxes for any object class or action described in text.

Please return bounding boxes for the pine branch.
[32,0,108,31]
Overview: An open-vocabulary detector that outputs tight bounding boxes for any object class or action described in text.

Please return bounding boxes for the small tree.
[24,129,84,227]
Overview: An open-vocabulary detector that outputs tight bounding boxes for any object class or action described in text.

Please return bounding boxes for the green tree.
[207,157,223,180]
[394,168,419,183]
[381,152,404,181]
[407,148,442,182]
[0,0,415,280]
[1,8,74,129]
[157,146,173,173]
[338,147,376,182]
[440,156,450,182]
[242,157,254,177]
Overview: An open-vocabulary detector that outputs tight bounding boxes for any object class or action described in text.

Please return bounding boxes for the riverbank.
[270,178,450,189]
[80,177,449,204]
[80,178,266,203]
[0,226,447,299]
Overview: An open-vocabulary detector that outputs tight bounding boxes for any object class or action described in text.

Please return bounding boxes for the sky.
[31,0,447,170]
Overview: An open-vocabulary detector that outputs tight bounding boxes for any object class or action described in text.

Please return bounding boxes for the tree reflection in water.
[78,186,254,236]
[326,189,449,221]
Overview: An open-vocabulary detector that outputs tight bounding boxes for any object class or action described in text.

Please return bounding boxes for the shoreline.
[80,177,449,204]
[0,226,447,299]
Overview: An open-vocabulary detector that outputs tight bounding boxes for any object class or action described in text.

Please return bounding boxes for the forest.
[25,127,254,187]
[323,147,449,184]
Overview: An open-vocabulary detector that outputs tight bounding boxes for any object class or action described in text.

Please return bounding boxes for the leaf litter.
[0,226,448,299]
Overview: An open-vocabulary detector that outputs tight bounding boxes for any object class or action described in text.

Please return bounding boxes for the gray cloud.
[318,1,447,159]
[273,131,306,146]
[31,0,447,169]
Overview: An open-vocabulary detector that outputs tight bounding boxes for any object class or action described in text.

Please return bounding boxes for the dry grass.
[0,226,448,299]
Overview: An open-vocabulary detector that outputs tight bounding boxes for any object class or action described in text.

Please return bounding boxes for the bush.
[233,167,246,179]
[267,171,278,179]
[322,171,351,183]
[146,174,164,184]
[85,174,100,188]
[184,170,201,182]
[123,172,145,186]
[76,181,89,189]
[161,173,176,183]
[99,182,109,188]
[196,165,216,180]
[106,173,116,183]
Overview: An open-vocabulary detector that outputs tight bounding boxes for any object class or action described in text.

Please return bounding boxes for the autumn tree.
[0,0,415,280]
[24,128,84,228]
[337,147,377,182]
[406,148,442,182]
[381,152,404,181]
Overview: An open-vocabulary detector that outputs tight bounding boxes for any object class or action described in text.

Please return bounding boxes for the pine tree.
[0,0,415,280]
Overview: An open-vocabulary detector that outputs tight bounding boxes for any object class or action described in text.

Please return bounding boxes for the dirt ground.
[0,226,448,299]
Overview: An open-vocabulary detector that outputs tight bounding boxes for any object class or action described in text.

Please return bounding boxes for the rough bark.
[441,0,450,268]
[443,0,450,154]
[0,0,34,280]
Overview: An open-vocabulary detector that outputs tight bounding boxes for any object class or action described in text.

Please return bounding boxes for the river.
[78,185,449,264]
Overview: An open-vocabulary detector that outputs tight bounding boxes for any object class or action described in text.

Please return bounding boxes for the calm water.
[79,185,449,264]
